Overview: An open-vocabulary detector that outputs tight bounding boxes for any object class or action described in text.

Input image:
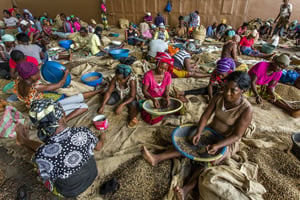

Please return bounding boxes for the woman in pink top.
[248,54,300,117]
[142,52,173,124]
[237,22,248,36]
[239,30,273,59]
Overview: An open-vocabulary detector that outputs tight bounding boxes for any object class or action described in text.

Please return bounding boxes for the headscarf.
[159,23,165,29]
[147,12,151,16]
[251,29,258,37]
[29,99,64,143]
[40,16,47,25]
[155,52,174,66]
[23,9,33,18]
[216,58,236,73]
[1,34,15,42]
[16,62,39,79]
[185,42,196,52]
[222,19,227,24]
[232,34,241,43]
[227,30,235,37]
[116,64,132,78]
[274,54,290,66]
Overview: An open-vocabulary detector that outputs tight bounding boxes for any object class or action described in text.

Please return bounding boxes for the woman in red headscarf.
[141,52,173,124]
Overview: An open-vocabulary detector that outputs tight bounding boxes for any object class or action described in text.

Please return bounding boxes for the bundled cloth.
[0,106,25,138]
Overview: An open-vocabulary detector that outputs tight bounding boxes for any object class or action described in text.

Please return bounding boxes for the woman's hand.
[256,95,263,104]
[206,144,219,155]
[98,106,105,114]
[152,98,160,108]
[161,97,170,108]
[192,133,201,146]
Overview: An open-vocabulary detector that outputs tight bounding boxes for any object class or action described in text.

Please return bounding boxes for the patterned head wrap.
[216,58,236,73]
[185,42,196,52]
[29,99,64,143]
[1,34,15,42]
[40,16,47,25]
[16,62,39,79]
[155,52,174,66]
[116,64,132,78]
[228,30,236,37]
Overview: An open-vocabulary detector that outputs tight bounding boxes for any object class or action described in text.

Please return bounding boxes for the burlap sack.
[119,18,129,29]
[101,36,111,46]
[193,25,206,42]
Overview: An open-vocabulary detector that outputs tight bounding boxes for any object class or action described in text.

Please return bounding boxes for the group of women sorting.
[11,6,300,200]
[14,44,300,198]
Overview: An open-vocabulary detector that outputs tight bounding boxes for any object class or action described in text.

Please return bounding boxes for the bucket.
[93,115,108,130]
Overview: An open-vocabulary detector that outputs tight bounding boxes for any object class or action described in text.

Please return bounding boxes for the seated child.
[98,64,141,128]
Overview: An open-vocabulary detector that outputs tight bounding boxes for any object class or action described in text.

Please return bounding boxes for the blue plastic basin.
[41,61,71,88]
[81,72,103,86]
[58,40,73,50]
[110,49,130,60]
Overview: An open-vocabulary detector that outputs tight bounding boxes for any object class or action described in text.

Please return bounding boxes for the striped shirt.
[173,50,191,69]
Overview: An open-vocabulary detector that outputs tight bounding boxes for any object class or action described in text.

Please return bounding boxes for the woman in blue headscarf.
[98,64,142,128]
[174,58,235,102]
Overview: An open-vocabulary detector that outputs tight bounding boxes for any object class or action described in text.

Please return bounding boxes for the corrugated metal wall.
[2,0,300,29]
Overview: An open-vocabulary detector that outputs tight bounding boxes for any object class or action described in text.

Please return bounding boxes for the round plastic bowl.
[58,40,73,50]
[110,49,130,60]
[291,133,300,160]
[109,33,120,37]
[3,81,15,94]
[172,124,227,162]
[261,43,276,54]
[93,115,108,130]
[41,61,71,88]
[81,72,103,86]
[142,97,183,116]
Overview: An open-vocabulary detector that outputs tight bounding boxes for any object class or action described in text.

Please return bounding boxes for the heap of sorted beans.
[101,156,172,200]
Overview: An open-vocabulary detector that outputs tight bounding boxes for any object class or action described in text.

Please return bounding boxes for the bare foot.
[291,109,300,118]
[15,123,29,146]
[128,117,138,128]
[175,186,186,200]
[264,52,276,60]
[173,86,184,97]
[142,146,158,166]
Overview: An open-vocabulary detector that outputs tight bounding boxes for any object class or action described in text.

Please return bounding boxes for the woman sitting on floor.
[15,98,105,198]
[141,52,173,125]
[98,64,141,128]
[172,42,210,79]
[247,53,300,118]
[238,30,274,59]
[143,71,253,200]
[14,61,104,122]
[174,58,235,102]
[125,23,143,46]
